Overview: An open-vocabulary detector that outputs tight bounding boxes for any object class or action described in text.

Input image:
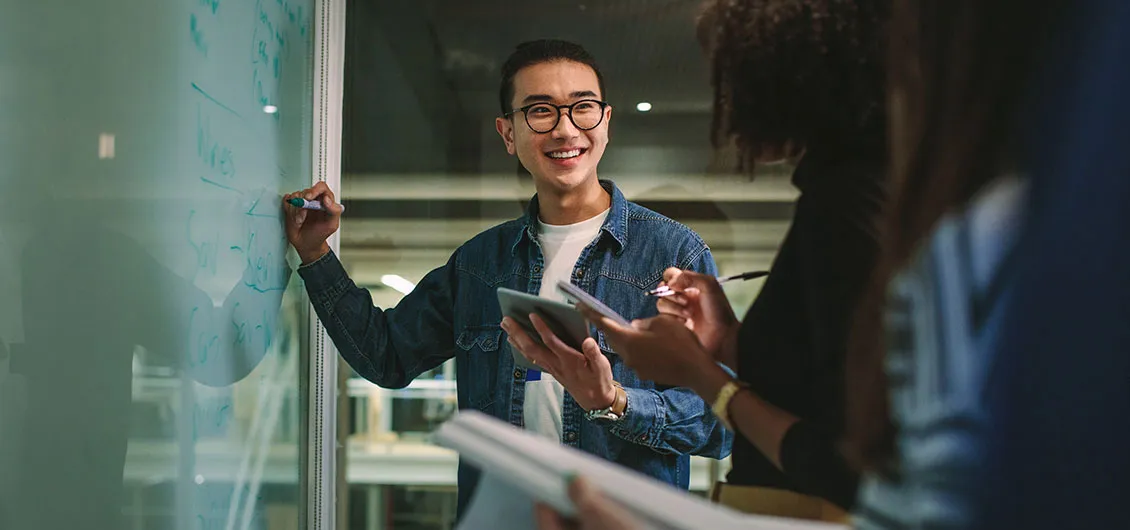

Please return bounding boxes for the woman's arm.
[689,365,797,468]
[690,363,859,509]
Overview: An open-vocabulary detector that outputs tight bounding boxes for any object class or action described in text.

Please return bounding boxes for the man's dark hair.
[498,39,606,116]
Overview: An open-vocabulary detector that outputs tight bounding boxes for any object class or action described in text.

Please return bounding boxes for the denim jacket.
[297,180,732,514]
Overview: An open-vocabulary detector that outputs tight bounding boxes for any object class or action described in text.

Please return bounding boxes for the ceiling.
[422,0,714,117]
[342,0,732,174]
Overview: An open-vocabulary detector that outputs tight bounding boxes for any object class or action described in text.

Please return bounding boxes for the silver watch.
[584,405,623,422]
[584,389,625,422]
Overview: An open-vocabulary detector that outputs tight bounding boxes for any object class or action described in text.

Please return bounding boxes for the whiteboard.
[0,0,317,528]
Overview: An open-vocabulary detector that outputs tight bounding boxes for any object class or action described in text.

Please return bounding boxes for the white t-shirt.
[523,208,609,442]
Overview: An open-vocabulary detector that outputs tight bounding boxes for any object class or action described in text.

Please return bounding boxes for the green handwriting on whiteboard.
[198,0,221,15]
[190,14,209,56]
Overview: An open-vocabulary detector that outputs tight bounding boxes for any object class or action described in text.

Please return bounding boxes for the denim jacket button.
[575,269,584,278]
[513,369,523,379]
[565,432,577,442]
[533,265,541,273]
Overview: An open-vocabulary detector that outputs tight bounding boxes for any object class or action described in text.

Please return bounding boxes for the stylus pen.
[645,270,770,297]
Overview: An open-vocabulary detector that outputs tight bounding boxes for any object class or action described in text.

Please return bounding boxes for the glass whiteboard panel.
[0,0,315,528]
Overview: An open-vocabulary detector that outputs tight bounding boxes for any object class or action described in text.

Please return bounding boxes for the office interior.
[0,1,797,529]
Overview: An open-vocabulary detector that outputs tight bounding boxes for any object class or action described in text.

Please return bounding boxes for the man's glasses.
[504,99,609,134]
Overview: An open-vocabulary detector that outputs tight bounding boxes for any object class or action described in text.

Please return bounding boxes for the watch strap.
[585,382,626,421]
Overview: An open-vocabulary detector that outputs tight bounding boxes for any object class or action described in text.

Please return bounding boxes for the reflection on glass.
[1,1,314,529]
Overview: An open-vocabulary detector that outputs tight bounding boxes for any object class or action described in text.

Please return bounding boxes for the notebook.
[433,410,848,530]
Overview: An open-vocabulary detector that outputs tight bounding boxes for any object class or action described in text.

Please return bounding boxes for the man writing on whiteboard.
[282,39,731,515]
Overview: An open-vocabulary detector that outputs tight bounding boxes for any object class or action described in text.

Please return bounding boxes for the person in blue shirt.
[281,39,731,516]
[975,1,1130,528]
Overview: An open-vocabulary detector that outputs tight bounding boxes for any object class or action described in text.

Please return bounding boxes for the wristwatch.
[585,381,627,421]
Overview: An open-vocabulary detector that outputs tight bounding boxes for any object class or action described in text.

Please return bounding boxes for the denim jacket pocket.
[456,325,503,411]
[595,331,620,360]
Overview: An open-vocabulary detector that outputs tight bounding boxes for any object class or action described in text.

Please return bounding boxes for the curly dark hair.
[697,0,889,167]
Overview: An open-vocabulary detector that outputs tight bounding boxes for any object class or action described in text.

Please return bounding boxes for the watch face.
[586,409,620,421]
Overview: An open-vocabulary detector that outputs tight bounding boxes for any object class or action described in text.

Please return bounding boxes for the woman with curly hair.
[679,0,889,516]
[540,1,890,527]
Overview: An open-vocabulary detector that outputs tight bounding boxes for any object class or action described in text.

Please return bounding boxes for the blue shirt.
[297,180,733,514]
[977,2,1130,527]
[853,177,1026,529]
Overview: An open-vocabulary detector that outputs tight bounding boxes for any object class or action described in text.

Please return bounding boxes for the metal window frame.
[305,1,346,529]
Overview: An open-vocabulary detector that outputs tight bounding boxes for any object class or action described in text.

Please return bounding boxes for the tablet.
[496,287,591,370]
[555,281,632,327]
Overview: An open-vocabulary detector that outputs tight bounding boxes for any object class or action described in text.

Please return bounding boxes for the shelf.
[347,376,456,400]
[122,439,729,491]
[124,377,730,491]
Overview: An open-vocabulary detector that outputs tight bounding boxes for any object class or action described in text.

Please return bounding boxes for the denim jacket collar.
[511,179,628,257]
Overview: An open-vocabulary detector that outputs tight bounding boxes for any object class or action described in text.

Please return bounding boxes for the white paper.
[455,472,537,530]
[436,411,848,530]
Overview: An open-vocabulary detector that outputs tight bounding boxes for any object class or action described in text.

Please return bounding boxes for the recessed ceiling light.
[98,133,115,159]
[263,105,278,114]
[635,101,652,112]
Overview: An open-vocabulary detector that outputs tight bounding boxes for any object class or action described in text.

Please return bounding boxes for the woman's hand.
[577,307,717,390]
[654,267,741,370]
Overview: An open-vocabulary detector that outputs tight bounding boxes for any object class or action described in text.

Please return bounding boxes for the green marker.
[287,197,343,212]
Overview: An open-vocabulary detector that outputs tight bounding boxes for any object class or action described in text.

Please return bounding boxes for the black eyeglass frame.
[503,99,610,133]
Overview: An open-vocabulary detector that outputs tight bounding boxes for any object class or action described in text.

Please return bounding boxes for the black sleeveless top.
[726,150,886,510]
